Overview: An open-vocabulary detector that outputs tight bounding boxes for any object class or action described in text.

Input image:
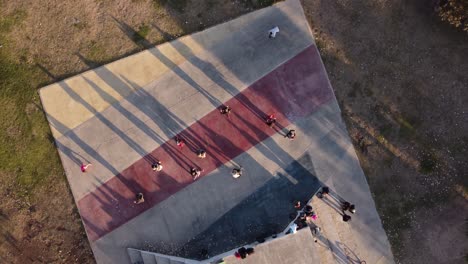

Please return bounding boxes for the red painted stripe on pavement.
[78,45,334,241]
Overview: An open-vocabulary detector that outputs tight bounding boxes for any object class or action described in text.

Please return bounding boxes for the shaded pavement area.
[178,157,320,259]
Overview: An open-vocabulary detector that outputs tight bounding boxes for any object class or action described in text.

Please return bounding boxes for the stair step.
[154,256,171,264]
[141,252,157,264]
[127,248,144,264]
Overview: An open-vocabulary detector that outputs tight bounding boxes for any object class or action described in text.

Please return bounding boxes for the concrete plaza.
[39,0,394,263]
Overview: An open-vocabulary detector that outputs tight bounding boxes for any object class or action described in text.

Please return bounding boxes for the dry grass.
[0,0,467,263]
[301,0,468,262]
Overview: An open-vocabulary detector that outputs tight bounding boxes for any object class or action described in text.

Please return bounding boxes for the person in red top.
[175,137,185,149]
[81,163,92,172]
[266,114,277,127]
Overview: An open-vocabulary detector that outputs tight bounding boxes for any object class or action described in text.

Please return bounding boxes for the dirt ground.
[0,0,466,263]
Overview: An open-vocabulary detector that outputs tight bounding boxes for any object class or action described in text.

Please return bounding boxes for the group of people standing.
[318,186,356,222]
[131,105,297,205]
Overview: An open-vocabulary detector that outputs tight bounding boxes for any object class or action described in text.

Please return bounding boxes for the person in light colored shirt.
[191,167,201,180]
[152,161,163,171]
[269,26,279,38]
[231,167,242,178]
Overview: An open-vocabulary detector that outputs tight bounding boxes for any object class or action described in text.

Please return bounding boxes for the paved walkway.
[39,1,394,264]
[223,229,320,264]
[79,45,333,242]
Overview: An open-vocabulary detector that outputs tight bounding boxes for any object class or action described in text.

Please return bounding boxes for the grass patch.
[363,86,373,97]
[206,0,216,10]
[376,134,387,145]
[419,150,438,174]
[241,0,277,9]
[86,41,110,63]
[448,136,468,156]
[380,200,414,255]
[133,24,151,43]
[153,0,189,13]
[0,9,27,33]
[347,82,360,98]
[0,55,60,195]
[383,156,393,168]
[379,123,394,138]
[72,21,87,30]
[396,115,417,139]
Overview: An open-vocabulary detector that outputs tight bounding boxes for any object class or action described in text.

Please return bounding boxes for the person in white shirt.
[152,161,163,171]
[269,26,280,38]
[191,167,201,180]
[231,167,243,178]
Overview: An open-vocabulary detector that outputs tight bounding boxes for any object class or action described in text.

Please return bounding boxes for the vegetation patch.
[348,81,360,98]
[153,0,190,13]
[379,123,394,139]
[419,150,438,174]
[0,9,27,33]
[0,56,56,195]
[436,0,468,32]
[86,41,110,63]
[396,115,417,139]
[241,0,278,9]
[133,24,151,43]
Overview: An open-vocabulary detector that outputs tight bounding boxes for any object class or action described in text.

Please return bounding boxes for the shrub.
[436,0,468,32]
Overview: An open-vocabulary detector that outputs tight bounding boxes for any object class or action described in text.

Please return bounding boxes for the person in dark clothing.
[342,201,356,214]
[237,247,247,259]
[298,212,307,221]
[342,201,351,211]
[220,105,232,116]
[134,193,144,204]
[322,187,330,195]
[197,149,207,159]
[342,213,351,222]
[191,167,201,180]
[294,200,301,209]
[152,161,163,171]
[266,114,277,127]
[285,129,296,140]
[317,186,329,198]
[312,226,321,243]
[231,167,242,178]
